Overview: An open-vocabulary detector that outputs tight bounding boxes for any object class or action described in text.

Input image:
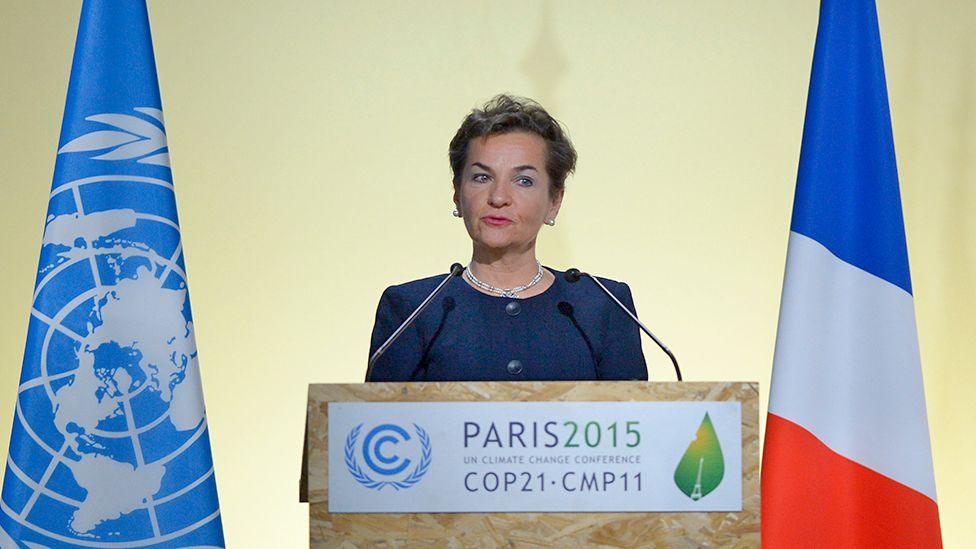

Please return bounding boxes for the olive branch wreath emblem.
[344,423,432,491]
[57,108,170,167]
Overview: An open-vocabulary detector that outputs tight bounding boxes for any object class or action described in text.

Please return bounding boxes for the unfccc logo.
[344,423,431,491]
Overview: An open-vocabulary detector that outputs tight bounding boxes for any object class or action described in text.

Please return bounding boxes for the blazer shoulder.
[561,271,632,300]
[603,277,633,300]
[380,273,450,304]
[593,275,630,291]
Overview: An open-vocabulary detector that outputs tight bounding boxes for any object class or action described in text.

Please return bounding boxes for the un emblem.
[0,107,222,545]
[344,423,432,491]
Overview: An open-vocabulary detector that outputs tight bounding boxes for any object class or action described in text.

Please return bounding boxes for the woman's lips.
[482,216,513,226]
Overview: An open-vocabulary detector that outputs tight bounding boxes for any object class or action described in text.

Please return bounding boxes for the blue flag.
[0,1,224,546]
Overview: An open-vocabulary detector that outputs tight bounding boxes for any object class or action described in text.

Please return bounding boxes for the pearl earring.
[545,218,556,226]
[452,208,462,218]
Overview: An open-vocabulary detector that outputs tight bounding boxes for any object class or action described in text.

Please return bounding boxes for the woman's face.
[454,132,562,255]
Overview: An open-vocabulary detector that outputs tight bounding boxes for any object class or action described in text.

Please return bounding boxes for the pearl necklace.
[464,261,544,299]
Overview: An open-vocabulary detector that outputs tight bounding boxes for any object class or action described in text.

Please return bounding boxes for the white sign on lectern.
[328,401,741,513]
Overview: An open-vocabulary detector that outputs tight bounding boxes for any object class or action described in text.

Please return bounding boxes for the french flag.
[761,1,942,547]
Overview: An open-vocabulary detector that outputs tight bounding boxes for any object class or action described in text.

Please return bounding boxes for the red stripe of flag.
[762,414,942,548]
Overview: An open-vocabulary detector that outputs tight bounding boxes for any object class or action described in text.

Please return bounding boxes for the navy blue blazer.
[366,268,647,382]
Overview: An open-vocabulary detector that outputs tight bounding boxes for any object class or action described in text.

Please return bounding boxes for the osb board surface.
[304,382,759,547]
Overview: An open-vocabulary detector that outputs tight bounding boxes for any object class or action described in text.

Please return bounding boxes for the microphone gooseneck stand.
[565,268,682,381]
[365,263,464,381]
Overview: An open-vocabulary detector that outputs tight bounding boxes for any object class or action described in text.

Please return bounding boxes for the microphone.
[366,263,464,381]
[565,268,682,381]
[557,301,599,369]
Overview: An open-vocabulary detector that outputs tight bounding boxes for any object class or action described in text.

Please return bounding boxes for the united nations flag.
[0,1,224,546]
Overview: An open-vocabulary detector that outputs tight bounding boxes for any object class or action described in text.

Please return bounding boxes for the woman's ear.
[548,188,564,220]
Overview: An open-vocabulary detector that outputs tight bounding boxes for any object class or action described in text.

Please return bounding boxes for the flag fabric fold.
[761,1,941,547]
[0,1,223,546]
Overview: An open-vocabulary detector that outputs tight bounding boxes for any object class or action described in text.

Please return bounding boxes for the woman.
[367,95,647,382]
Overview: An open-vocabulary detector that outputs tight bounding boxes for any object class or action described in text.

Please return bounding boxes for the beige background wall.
[1,1,973,546]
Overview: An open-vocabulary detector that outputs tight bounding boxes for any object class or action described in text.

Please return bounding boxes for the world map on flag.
[1,109,222,547]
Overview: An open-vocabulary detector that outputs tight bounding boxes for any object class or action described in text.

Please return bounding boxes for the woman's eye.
[516,177,534,187]
[472,173,489,183]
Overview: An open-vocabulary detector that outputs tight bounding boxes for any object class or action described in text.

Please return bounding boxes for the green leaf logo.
[673,413,724,500]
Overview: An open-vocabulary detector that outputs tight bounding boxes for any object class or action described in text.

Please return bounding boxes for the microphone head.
[565,268,582,283]
[449,262,464,275]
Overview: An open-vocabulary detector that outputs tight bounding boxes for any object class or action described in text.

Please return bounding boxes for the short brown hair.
[449,94,577,199]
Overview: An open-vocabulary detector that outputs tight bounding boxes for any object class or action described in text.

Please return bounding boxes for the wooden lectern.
[300,381,759,547]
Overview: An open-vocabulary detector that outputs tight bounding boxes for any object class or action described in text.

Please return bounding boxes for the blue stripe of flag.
[790,0,913,295]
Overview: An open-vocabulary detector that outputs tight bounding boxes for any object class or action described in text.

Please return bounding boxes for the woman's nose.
[488,182,511,207]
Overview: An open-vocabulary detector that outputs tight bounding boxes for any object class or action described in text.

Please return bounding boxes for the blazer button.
[505,301,521,316]
[506,359,523,375]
